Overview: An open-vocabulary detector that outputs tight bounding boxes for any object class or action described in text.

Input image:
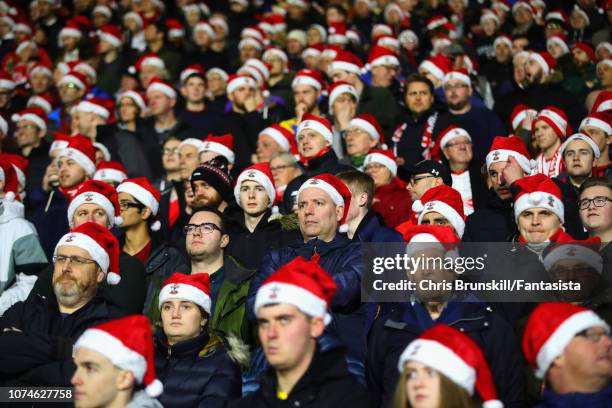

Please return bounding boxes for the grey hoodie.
[125,391,164,408]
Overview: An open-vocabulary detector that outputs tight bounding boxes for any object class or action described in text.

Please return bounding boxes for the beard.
[447,99,469,111]
[53,273,97,308]
[193,192,223,210]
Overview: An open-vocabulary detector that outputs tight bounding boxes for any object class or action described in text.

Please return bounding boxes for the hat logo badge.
[65,234,75,243]
[247,170,256,178]
[269,285,280,299]
[492,151,500,161]
[547,196,555,207]
[84,192,94,202]
[309,179,319,185]
[409,343,421,357]
[431,169,439,176]
[566,247,576,257]
[425,202,435,211]
[169,283,180,295]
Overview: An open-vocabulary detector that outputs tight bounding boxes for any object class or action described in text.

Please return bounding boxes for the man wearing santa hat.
[0,223,125,387]
[579,112,611,177]
[11,107,50,195]
[279,68,326,133]
[557,133,600,192]
[339,113,383,169]
[523,303,611,406]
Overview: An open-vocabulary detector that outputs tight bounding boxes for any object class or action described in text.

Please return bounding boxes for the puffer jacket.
[535,385,612,408]
[155,330,247,408]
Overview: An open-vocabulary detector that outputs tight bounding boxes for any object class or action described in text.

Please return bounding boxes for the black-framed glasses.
[578,196,611,210]
[119,201,145,211]
[270,164,295,172]
[410,175,435,185]
[576,328,610,344]
[53,255,97,266]
[184,222,223,235]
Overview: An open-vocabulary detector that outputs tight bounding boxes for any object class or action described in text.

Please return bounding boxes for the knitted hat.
[419,55,453,82]
[258,125,297,154]
[414,185,466,238]
[442,69,471,87]
[190,157,233,204]
[98,24,123,47]
[542,236,603,274]
[513,173,564,223]
[398,324,503,408]
[523,303,609,379]
[74,315,162,396]
[146,78,176,99]
[560,133,601,159]
[180,64,205,83]
[364,149,397,176]
[67,180,122,228]
[486,136,534,174]
[226,74,257,94]
[297,113,333,145]
[327,81,359,113]
[331,51,364,75]
[54,222,121,284]
[431,126,471,161]
[533,107,570,139]
[93,161,128,184]
[234,162,276,208]
[349,114,383,142]
[297,173,352,233]
[579,112,611,135]
[509,104,538,132]
[117,177,162,231]
[292,69,324,91]
[56,135,97,176]
[368,46,400,68]
[255,256,337,325]
[202,134,235,164]
[528,51,557,76]
[11,107,47,132]
[0,159,19,201]
[158,272,211,314]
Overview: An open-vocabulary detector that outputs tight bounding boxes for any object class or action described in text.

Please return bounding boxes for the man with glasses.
[523,302,611,406]
[50,70,88,133]
[0,223,125,386]
[269,152,302,212]
[579,177,612,244]
[339,114,383,170]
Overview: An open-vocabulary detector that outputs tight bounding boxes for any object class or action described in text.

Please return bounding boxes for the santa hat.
[242,25,266,42]
[547,34,569,56]
[262,14,286,34]
[146,78,176,99]
[202,134,235,164]
[76,98,112,120]
[56,135,97,176]
[375,35,400,50]
[523,303,609,379]
[560,133,601,159]
[27,94,54,114]
[123,11,143,28]
[11,107,46,132]
[57,70,89,90]
[596,42,612,57]
[193,21,215,39]
[98,24,123,47]
[442,69,471,87]
[255,256,337,325]
[322,45,342,60]
[180,64,205,84]
[486,136,534,173]
[15,38,37,56]
[571,42,596,62]
[328,22,348,45]
[259,125,297,154]
[29,63,53,79]
[301,43,324,59]
[349,114,383,143]
[533,107,570,139]
[58,21,82,42]
[543,236,603,274]
[262,47,289,64]
[509,104,538,132]
[368,46,400,69]
[308,24,327,43]
[579,112,612,136]
[432,126,471,161]
[165,19,184,39]
[178,138,206,153]
[92,4,112,18]
[128,54,165,74]
[493,35,512,50]
[480,9,500,26]
[331,51,364,75]
[414,185,466,238]
[234,162,276,208]
[0,71,15,90]
[513,174,564,223]
[74,315,162,396]
[0,159,19,201]
[297,113,333,146]
[297,173,352,233]
[158,272,211,314]
[512,0,535,14]
[591,91,612,114]
[207,68,229,82]
[364,149,397,176]
[49,132,71,155]
[399,30,419,48]
[226,74,257,95]
[426,15,448,31]
[398,324,503,408]
[572,6,590,26]
[117,177,162,231]
[54,222,121,284]
[372,24,393,37]
[292,69,324,91]
[0,153,27,189]
[419,55,452,82]
[328,81,359,112]
[68,180,122,228]
[117,91,147,112]
[94,161,128,184]
[546,9,569,26]
[238,37,263,51]
[401,224,459,246]
[528,51,557,76]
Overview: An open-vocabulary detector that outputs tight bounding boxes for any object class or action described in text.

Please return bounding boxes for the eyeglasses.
[578,196,611,210]
[576,328,610,344]
[61,83,79,89]
[410,175,435,185]
[184,222,223,235]
[119,201,145,211]
[53,255,97,266]
[270,164,295,172]
[16,124,37,130]
[445,140,472,148]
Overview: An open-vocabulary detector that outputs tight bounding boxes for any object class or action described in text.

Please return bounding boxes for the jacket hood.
[0,198,25,224]
[125,390,164,408]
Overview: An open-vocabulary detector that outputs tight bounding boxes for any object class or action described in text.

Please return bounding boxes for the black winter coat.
[229,346,369,408]
[462,191,517,242]
[0,294,124,386]
[155,331,242,408]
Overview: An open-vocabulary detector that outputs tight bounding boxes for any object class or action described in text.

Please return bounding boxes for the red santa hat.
[238,37,263,51]
[98,24,123,47]
[67,180,122,228]
[401,224,459,245]
[117,177,162,231]
[328,81,359,112]
[349,114,383,143]
[523,303,609,379]
[431,126,471,161]
[292,69,324,91]
[193,20,215,39]
[262,47,289,64]
[486,136,535,173]
[234,162,276,208]
[11,107,46,132]
[368,46,400,69]
[560,133,601,159]
[94,142,111,162]
[372,23,393,37]
[543,236,603,274]
[414,185,466,238]
[297,173,352,233]
[158,272,211,314]
[123,11,144,28]
[58,21,82,42]
[571,42,596,62]
[512,0,535,14]
[165,19,184,39]
[426,15,448,31]
[528,51,557,76]
[29,63,53,79]
[202,134,235,164]
[331,51,364,75]
[49,132,71,155]
[579,112,612,135]
[178,137,206,153]
[27,94,54,115]
[259,125,297,155]
[442,69,471,87]
[0,71,15,90]
[242,25,266,42]
[207,68,229,82]
[297,113,334,146]
[146,78,177,99]
[547,34,569,56]
[0,153,25,188]
[226,74,257,95]
[493,35,513,50]
[76,98,112,120]
[533,106,570,139]
[74,315,163,396]
[591,91,612,114]
[572,6,590,26]
[56,135,97,176]
[509,104,538,132]
[301,43,324,59]
[93,161,128,184]
[419,55,453,82]
[513,173,564,223]
[179,64,205,84]
[128,53,165,74]
[117,90,147,112]
[375,35,400,50]
[328,22,348,45]
[57,70,89,90]
[322,45,342,60]
[546,9,569,26]
[480,9,500,26]
[398,324,503,408]
[55,222,121,284]
[0,159,19,201]
[92,4,113,18]
[255,256,337,325]
[364,149,397,176]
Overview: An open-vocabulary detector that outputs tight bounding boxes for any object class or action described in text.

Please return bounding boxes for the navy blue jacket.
[536,385,612,408]
[462,192,517,242]
[30,187,70,259]
[354,212,403,243]
[366,301,527,408]
[155,331,242,408]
